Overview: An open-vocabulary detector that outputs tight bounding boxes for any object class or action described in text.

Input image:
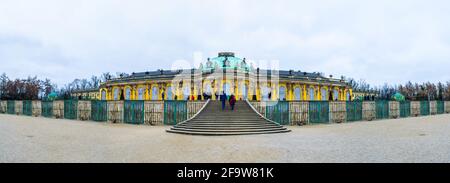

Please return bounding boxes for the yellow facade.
[98,79,352,101]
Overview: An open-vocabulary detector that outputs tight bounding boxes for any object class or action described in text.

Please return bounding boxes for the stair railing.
[175,99,211,126]
[244,99,282,126]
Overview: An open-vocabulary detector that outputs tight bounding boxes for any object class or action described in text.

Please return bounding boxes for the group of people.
[219,91,236,110]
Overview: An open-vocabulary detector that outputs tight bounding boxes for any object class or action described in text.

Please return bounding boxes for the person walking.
[220,91,227,110]
[229,93,236,111]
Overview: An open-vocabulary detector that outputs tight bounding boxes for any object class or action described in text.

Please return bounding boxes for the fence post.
[429,101,437,115]
[445,101,450,114]
[289,101,309,126]
[15,100,23,115]
[107,100,123,123]
[329,101,346,123]
[77,100,91,121]
[0,100,6,113]
[388,101,400,119]
[144,101,164,125]
[32,100,42,117]
[53,100,64,119]
[411,101,420,117]
[363,101,376,121]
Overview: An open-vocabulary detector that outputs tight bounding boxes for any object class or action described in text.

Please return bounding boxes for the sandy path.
[1,113,450,163]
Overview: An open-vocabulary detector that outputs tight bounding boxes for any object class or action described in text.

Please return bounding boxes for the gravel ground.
[1,113,450,163]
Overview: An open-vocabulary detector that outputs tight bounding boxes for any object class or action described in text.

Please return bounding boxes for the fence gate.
[23,100,32,116]
[91,100,108,122]
[420,101,430,116]
[124,100,145,124]
[437,101,445,114]
[376,101,389,119]
[164,101,187,125]
[41,101,53,117]
[346,101,362,122]
[265,101,290,125]
[64,100,78,120]
[7,101,15,114]
[400,101,411,118]
[309,101,329,124]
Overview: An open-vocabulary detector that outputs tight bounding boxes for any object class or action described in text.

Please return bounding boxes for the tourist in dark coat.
[220,91,227,110]
[229,94,236,110]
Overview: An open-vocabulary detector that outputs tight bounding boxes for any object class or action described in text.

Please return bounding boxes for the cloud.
[0,0,449,87]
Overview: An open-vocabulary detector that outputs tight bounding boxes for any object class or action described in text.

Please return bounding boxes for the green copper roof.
[201,52,251,71]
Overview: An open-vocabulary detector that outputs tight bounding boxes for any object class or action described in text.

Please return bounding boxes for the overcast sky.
[1,0,449,87]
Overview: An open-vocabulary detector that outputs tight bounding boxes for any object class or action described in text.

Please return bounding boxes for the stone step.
[172,126,284,130]
[166,129,291,136]
[168,127,289,133]
[166,100,290,136]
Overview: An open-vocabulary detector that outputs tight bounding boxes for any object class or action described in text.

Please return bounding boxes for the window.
[294,87,301,100]
[279,86,286,101]
[309,88,315,101]
[333,89,339,101]
[223,83,231,96]
[138,87,144,100]
[183,86,190,100]
[114,88,119,100]
[125,87,131,100]
[152,86,159,100]
[346,91,351,101]
[101,90,106,100]
[321,88,327,101]
[167,86,174,100]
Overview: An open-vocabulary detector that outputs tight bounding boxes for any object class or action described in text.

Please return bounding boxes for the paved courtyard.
[0,113,449,163]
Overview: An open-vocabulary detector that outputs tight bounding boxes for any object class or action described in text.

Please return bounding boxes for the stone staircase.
[166,100,291,135]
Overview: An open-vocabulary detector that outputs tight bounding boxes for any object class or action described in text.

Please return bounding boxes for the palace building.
[97,52,353,101]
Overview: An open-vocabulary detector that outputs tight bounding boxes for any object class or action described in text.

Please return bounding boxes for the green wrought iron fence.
[124,100,145,124]
[23,100,32,116]
[265,101,290,125]
[376,101,389,119]
[420,101,430,116]
[437,101,445,114]
[41,101,53,117]
[400,101,411,118]
[346,101,362,122]
[309,101,329,124]
[7,101,15,114]
[64,100,78,120]
[164,100,187,125]
[91,100,108,122]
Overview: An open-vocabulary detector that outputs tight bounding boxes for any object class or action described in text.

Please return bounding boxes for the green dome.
[201,52,251,72]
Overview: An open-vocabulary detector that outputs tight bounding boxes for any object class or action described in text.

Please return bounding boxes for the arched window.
[125,87,131,100]
[309,87,315,101]
[261,86,270,101]
[223,83,231,96]
[333,89,339,101]
[346,91,351,101]
[152,86,159,100]
[101,90,106,100]
[183,86,190,100]
[113,88,119,100]
[279,86,286,101]
[321,88,327,101]
[167,86,174,100]
[138,87,144,100]
[204,84,212,95]
[294,87,301,100]
[239,83,248,99]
